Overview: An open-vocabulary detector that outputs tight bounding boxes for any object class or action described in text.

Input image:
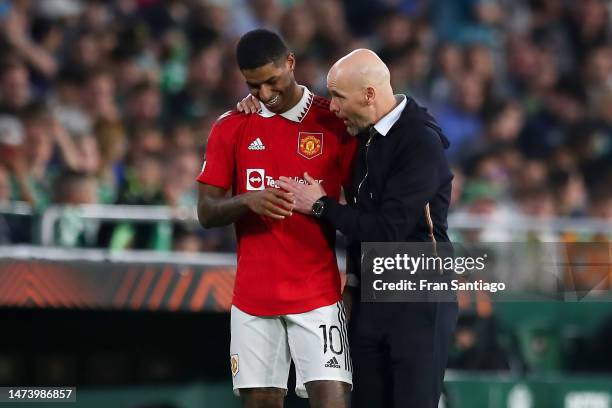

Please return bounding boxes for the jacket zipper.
[355,133,375,204]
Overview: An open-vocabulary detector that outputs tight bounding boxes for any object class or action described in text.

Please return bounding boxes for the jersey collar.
[258,86,314,123]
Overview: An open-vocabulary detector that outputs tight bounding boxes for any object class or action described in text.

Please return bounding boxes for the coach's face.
[327,68,371,136]
[241,53,297,114]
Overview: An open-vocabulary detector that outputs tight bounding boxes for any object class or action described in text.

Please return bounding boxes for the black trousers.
[349,301,458,408]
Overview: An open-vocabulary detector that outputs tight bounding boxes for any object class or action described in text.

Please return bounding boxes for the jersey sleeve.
[196,116,238,190]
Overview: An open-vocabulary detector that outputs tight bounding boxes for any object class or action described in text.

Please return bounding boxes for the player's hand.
[243,188,295,219]
[236,94,261,114]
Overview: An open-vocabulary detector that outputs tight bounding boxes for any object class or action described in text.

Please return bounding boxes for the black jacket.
[319,97,453,286]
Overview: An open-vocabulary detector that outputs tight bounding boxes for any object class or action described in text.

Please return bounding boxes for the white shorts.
[230,301,352,398]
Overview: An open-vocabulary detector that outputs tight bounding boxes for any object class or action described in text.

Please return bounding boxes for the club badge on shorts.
[297,132,323,159]
[230,354,239,377]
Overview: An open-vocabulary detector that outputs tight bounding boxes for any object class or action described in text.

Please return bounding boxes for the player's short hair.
[236,29,289,70]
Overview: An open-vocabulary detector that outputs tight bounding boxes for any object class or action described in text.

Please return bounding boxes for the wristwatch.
[311,198,325,218]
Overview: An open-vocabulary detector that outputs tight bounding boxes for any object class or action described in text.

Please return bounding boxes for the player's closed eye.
[265,79,278,88]
[248,80,277,91]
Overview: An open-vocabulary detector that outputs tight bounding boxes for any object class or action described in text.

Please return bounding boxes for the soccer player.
[196,29,356,408]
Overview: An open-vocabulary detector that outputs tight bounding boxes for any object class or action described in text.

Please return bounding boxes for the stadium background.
[0,0,610,407]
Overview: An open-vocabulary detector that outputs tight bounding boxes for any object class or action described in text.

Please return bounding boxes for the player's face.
[241,54,297,114]
[327,71,371,136]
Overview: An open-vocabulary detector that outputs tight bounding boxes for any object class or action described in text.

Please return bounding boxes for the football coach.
[276,49,459,408]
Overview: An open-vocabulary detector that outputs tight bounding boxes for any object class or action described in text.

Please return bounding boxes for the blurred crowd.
[0,0,610,250]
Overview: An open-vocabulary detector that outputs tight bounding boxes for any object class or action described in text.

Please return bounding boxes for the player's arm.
[197,184,247,228]
[197,184,296,228]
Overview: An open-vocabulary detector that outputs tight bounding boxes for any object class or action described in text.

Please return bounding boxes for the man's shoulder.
[306,95,336,119]
[310,95,332,111]
[209,110,253,140]
[394,98,449,149]
[213,110,249,127]
[305,95,347,132]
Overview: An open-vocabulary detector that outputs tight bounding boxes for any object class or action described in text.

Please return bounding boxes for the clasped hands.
[244,173,326,220]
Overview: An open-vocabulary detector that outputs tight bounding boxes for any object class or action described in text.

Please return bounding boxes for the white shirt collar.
[373,95,407,136]
[258,86,314,123]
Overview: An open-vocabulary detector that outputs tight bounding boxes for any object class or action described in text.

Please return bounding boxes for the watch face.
[312,200,324,217]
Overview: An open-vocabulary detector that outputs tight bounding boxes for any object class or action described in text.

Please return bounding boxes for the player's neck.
[280,83,304,113]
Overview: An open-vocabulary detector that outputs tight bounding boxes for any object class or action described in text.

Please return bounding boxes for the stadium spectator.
[0,164,9,204]
[164,39,224,122]
[52,171,99,247]
[435,72,487,160]
[94,119,127,204]
[0,56,32,114]
[0,163,14,244]
[124,81,162,129]
[82,69,120,123]
[448,312,511,371]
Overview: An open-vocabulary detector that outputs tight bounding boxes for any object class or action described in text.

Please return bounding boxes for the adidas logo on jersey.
[248,138,266,150]
[324,357,341,369]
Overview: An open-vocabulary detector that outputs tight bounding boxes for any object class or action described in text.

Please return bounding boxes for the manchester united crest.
[297,132,323,159]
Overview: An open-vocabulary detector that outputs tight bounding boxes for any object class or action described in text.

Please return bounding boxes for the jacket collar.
[373,94,407,136]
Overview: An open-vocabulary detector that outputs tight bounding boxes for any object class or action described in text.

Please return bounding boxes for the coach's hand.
[236,94,262,114]
[277,172,326,214]
[243,188,295,219]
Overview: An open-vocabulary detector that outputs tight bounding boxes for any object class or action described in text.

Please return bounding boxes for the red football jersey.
[197,87,357,315]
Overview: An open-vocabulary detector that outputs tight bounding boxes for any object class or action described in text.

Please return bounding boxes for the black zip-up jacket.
[319,97,453,287]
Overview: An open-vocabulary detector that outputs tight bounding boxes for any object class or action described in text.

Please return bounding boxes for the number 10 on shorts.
[319,324,344,355]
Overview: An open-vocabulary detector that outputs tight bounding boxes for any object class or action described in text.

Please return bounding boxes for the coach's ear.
[364,86,375,106]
